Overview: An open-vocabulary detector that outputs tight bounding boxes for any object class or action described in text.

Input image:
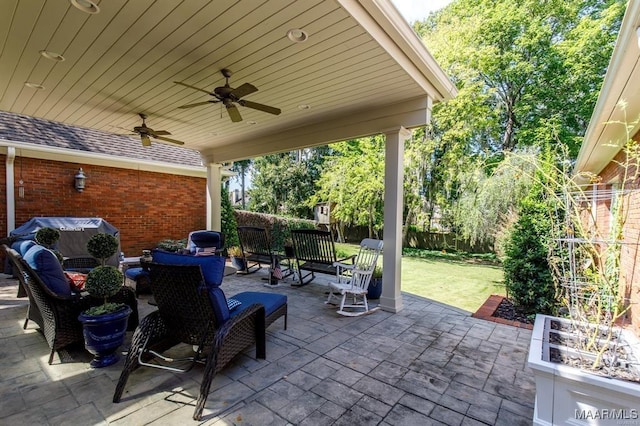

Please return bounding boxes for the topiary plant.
[84,233,124,316]
[87,233,119,266]
[35,227,60,248]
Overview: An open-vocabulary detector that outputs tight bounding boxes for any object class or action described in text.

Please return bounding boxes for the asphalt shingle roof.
[0,110,203,168]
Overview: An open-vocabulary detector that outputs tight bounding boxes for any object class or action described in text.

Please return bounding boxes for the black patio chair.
[3,244,44,330]
[113,262,266,421]
[6,247,139,364]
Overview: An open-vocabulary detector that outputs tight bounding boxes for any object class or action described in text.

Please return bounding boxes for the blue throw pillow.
[151,249,225,288]
[23,245,71,296]
[12,240,36,256]
[227,297,242,311]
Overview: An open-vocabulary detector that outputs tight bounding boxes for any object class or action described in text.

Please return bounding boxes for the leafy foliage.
[249,148,330,218]
[221,183,239,248]
[35,227,60,247]
[85,265,124,310]
[503,148,559,315]
[87,233,119,265]
[310,136,385,238]
[156,238,187,252]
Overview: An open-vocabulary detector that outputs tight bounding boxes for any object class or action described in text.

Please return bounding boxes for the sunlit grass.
[335,242,505,313]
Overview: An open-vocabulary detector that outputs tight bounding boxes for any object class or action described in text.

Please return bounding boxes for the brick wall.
[0,155,207,257]
[598,137,640,335]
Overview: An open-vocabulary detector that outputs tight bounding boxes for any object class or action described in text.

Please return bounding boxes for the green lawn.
[335,243,505,313]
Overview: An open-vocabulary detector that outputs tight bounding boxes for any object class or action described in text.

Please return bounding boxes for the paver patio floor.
[0,265,535,425]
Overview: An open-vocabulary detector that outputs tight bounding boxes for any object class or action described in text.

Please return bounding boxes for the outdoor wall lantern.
[74,168,86,192]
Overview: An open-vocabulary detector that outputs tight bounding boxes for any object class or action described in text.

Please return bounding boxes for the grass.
[335,243,505,313]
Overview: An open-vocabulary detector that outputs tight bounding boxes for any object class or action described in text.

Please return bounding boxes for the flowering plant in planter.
[525,128,640,424]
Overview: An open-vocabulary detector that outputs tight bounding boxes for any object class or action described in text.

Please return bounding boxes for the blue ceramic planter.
[368,278,382,299]
[78,306,132,368]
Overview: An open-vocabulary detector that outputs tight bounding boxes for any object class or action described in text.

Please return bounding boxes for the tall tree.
[249,147,330,218]
[416,0,625,155]
[407,0,624,244]
[311,136,385,238]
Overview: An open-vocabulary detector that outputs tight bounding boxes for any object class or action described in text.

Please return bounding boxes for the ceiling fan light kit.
[175,68,281,123]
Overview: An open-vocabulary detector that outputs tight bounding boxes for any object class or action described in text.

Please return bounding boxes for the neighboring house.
[575,0,640,334]
[0,110,215,256]
[229,188,250,208]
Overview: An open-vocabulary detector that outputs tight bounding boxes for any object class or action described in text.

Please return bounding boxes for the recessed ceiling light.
[40,50,65,62]
[246,120,257,125]
[24,82,45,90]
[287,28,308,43]
[70,0,100,14]
[297,104,311,110]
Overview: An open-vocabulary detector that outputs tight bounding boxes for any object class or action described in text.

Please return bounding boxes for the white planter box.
[528,314,640,425]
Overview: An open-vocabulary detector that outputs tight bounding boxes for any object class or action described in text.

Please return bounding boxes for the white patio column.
[5,146,16,234]
[206,163,223,231]
[380,127,412,313]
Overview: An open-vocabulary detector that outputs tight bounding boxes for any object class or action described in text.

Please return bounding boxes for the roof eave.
[574,0,640,179]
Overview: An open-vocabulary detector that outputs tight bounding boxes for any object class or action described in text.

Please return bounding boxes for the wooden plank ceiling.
[0,0,455,163]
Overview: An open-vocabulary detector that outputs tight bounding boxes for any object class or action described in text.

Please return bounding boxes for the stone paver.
[0,267,535,425]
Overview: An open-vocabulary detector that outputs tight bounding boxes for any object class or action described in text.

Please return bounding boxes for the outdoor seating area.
[0,263,535,424]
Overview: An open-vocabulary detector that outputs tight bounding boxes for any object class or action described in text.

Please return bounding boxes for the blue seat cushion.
[230,292,287,318]
[151,249,225,288]
[125,267,149,280]
[23,245,71,296]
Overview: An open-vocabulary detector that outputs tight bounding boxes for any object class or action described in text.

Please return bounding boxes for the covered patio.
[0,269,534,425]
[1,0,457,315]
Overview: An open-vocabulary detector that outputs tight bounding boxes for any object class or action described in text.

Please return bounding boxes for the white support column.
[206,163,223,231]
[6,147,16,234]
[379,127,412,313]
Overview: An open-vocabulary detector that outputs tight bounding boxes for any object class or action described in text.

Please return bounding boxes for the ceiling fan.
[129,113,185,147]
[174,68,281,122]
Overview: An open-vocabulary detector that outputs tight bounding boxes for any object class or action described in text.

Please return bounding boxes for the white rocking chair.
[326,238,383,316]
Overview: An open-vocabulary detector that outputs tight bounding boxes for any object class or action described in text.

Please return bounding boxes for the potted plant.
[527,141,640,425]
[367,265,383,299]
[228,246,246,273]
[78,233,131,368]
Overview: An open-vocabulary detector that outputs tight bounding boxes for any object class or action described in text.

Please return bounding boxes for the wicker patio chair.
[6,247,139,364]
[113,262,266,421]
[3,245,44,330]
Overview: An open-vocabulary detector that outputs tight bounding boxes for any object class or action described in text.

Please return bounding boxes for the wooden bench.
[290,229,355,286]
[237,226,294,279]
[237,226,273,274]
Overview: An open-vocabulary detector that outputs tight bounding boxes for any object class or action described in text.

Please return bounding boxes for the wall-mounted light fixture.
[74,168,86,192]
[637,26,640,49]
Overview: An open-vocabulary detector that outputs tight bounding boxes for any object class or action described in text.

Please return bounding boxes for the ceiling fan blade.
[141,135,151,147]
[150,129,171,136]
[154,135,185,145]
[174,81,212,95]
[240,100,282,115]
[226,104,243,122]
[230,83,258,99]
[177,100,218,109]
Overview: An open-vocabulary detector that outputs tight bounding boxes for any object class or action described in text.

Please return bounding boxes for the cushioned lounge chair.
[113,262,266,421]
